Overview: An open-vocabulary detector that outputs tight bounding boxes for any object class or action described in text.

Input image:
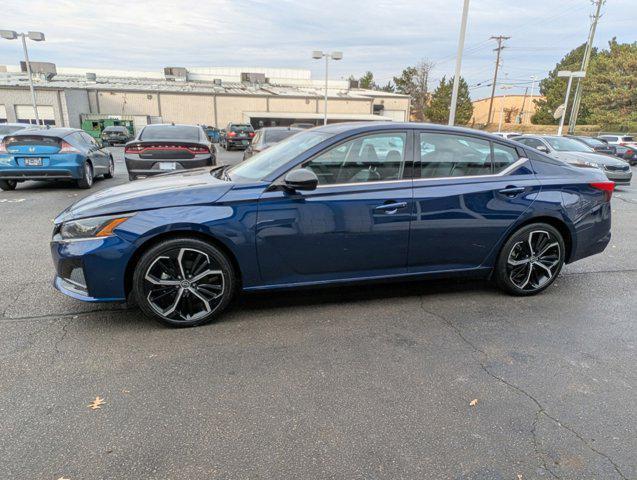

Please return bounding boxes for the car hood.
[55,168,234,223]
[553,151,628,166]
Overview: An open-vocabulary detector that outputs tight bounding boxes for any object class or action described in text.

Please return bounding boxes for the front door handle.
[374,201,408,214]
[498,186,525,197]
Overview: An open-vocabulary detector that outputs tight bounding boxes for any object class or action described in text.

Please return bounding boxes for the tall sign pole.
[448,0,470,126]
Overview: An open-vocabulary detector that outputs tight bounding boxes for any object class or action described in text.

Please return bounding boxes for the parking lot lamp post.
[448,0,470,126]
[0,30,45,126]
[312,51,343,125]
[556,70,585,136]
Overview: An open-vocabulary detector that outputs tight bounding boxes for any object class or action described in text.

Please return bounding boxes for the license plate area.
[158,162,177,170]
[24,157,43,166]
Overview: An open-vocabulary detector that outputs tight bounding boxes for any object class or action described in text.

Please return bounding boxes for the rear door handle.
[498,186,525,196]
[374,201,408,214]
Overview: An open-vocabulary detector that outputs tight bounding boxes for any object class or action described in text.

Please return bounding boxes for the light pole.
[556,70,585,136]
[449,0,470,126]
[0,30,45,125]
[498,84,512,132]
[312,51,343,125]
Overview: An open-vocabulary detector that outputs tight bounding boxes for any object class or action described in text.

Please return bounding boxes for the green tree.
[380,81,395,93]
[585,39,637,129]
[359,71,376,89]
[531,43,595,125]
[393,60,433,121]
[427,76,473,125]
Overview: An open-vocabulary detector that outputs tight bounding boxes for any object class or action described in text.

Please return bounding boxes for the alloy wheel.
[143,247,225,322]
[85,163,93,186]
[506,230,561,291]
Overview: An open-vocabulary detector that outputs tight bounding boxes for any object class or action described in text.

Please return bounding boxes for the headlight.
[572,160,600,169]
[56,214,132,241]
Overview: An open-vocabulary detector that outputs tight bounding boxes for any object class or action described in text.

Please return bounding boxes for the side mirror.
[283,168,318,191]
[536,145,549,153]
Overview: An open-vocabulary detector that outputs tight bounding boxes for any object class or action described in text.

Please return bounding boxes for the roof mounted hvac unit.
[20,61,56,80]
[213,78,222,86]
[164,67,188,82]
[349,79,359,89]
[241,72,266,84]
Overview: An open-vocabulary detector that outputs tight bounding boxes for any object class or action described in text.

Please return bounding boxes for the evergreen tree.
[427,76,473,125]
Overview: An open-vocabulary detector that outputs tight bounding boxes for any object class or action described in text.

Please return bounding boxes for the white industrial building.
[0,64,410,132]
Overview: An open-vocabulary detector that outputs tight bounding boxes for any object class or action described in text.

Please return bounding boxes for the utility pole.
[448,0,470,126]
[487,35,510,125]
[527,75,537,124]
[498,83,512,132]
[567,0,604,134]
[519,86,529,124]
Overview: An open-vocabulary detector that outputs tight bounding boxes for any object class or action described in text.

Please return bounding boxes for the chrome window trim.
[412,157,529,184]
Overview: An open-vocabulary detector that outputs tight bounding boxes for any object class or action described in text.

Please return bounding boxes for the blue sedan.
[0,127,114,190]
[50,122,613,327]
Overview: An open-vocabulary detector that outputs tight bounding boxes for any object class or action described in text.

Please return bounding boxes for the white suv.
[598,134,637,148]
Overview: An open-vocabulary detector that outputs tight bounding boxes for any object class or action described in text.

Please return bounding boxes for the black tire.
[76,162,94,189]
[128,173,137,181]
[132,238,236,327]
[494,223,565,296]
[0,179,17,191]
[104,156,115,179]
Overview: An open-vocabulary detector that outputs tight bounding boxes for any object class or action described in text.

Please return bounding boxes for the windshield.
[582,138,607,148]
[230,124,253,132]
[265,129,299,143]
[228,130,333,181]
[545,137,593,152]
[103,126,127,132]
[0,125,28,136]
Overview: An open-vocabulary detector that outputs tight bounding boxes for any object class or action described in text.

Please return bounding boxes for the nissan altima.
[51,123,614,327]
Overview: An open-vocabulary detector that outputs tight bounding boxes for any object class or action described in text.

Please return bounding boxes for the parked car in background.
[51,122,614,327]
[567,136,616,155]
[516,134,632,185]
[101,126,132,146]
[598,134,637,150]
[621,147,637,166]
[242,127,302,160]
[0,128,114,191]
[124,124,215,181]
[493,132,521,140]
[0,122,42,142]
[220,123,255,150]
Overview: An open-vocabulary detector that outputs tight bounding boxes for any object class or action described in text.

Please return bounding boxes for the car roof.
[10,127,80,137]
[260,126,302,131]
[1,122,36,127]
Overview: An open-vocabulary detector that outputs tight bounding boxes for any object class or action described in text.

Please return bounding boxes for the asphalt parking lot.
[1,146,636,480]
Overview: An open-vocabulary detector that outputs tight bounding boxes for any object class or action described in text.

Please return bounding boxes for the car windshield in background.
[103,127,128,132]
[231,125,253,132]
[265,129,299,143]
[583,138,608,148]
[546,137,593,152]
[0,125,28,136]
[141,125,199,141]
[622,136,634,142]
[228,130,333,181]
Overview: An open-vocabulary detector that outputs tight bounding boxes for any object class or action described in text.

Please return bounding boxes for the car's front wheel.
[0,180,17,191]
[494,223,565,296]
[132,238,236,327]
[104,156,115,179]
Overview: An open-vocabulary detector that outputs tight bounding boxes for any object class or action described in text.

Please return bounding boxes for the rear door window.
[492,143,520,172]
[418,132,491,178]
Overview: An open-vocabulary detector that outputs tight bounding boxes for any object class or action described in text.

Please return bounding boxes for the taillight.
[626,149,634,156]
[59,141,79,153]
[125,144,144,154]
[188,145,209,154]
[227,132,237,137]
[249,132,255,137]
[590,181,615,200]
[0,141,7,154]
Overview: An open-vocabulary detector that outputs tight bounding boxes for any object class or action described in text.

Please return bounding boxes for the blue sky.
[2,0,635,99]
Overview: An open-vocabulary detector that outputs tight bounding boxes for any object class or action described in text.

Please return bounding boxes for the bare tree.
[394,59,434,121]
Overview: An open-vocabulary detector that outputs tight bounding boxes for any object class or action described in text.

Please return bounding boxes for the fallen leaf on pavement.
[469,398,478,407]
[88,396,106,410]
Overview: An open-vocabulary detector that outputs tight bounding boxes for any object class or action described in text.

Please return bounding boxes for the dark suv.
[220,123,255,150]
[124,124,215,181]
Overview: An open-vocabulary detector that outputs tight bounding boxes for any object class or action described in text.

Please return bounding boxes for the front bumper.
[51,235,133,302]
[604,168,632,185]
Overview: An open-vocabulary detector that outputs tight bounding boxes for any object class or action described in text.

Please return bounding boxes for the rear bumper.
[0,167,81,180]
[225,138,252,149]
[125,155,215,177]
[0,153,85,180]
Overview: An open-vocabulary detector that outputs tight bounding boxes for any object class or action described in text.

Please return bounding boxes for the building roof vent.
[164,66,188,82]
[86,72,97,82]
[21,61,56,80]
[213,78,222,86]
[241,72,266,84]
[349,79,359,89]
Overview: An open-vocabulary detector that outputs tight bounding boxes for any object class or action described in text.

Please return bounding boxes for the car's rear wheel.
[104,156,115,179]
[495,223,565,296]
[133,238,236,327]
[76,162,94,189]
[0,180,17,191]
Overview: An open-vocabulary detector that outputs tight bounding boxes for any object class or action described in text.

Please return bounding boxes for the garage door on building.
[0,105,7,123]
[382,110,406,122]
[15,105,56,125]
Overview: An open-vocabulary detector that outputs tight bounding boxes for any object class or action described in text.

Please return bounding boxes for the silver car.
[515,134,632,185]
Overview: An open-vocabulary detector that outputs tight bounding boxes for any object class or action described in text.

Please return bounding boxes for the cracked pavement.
[0,148,635,479]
